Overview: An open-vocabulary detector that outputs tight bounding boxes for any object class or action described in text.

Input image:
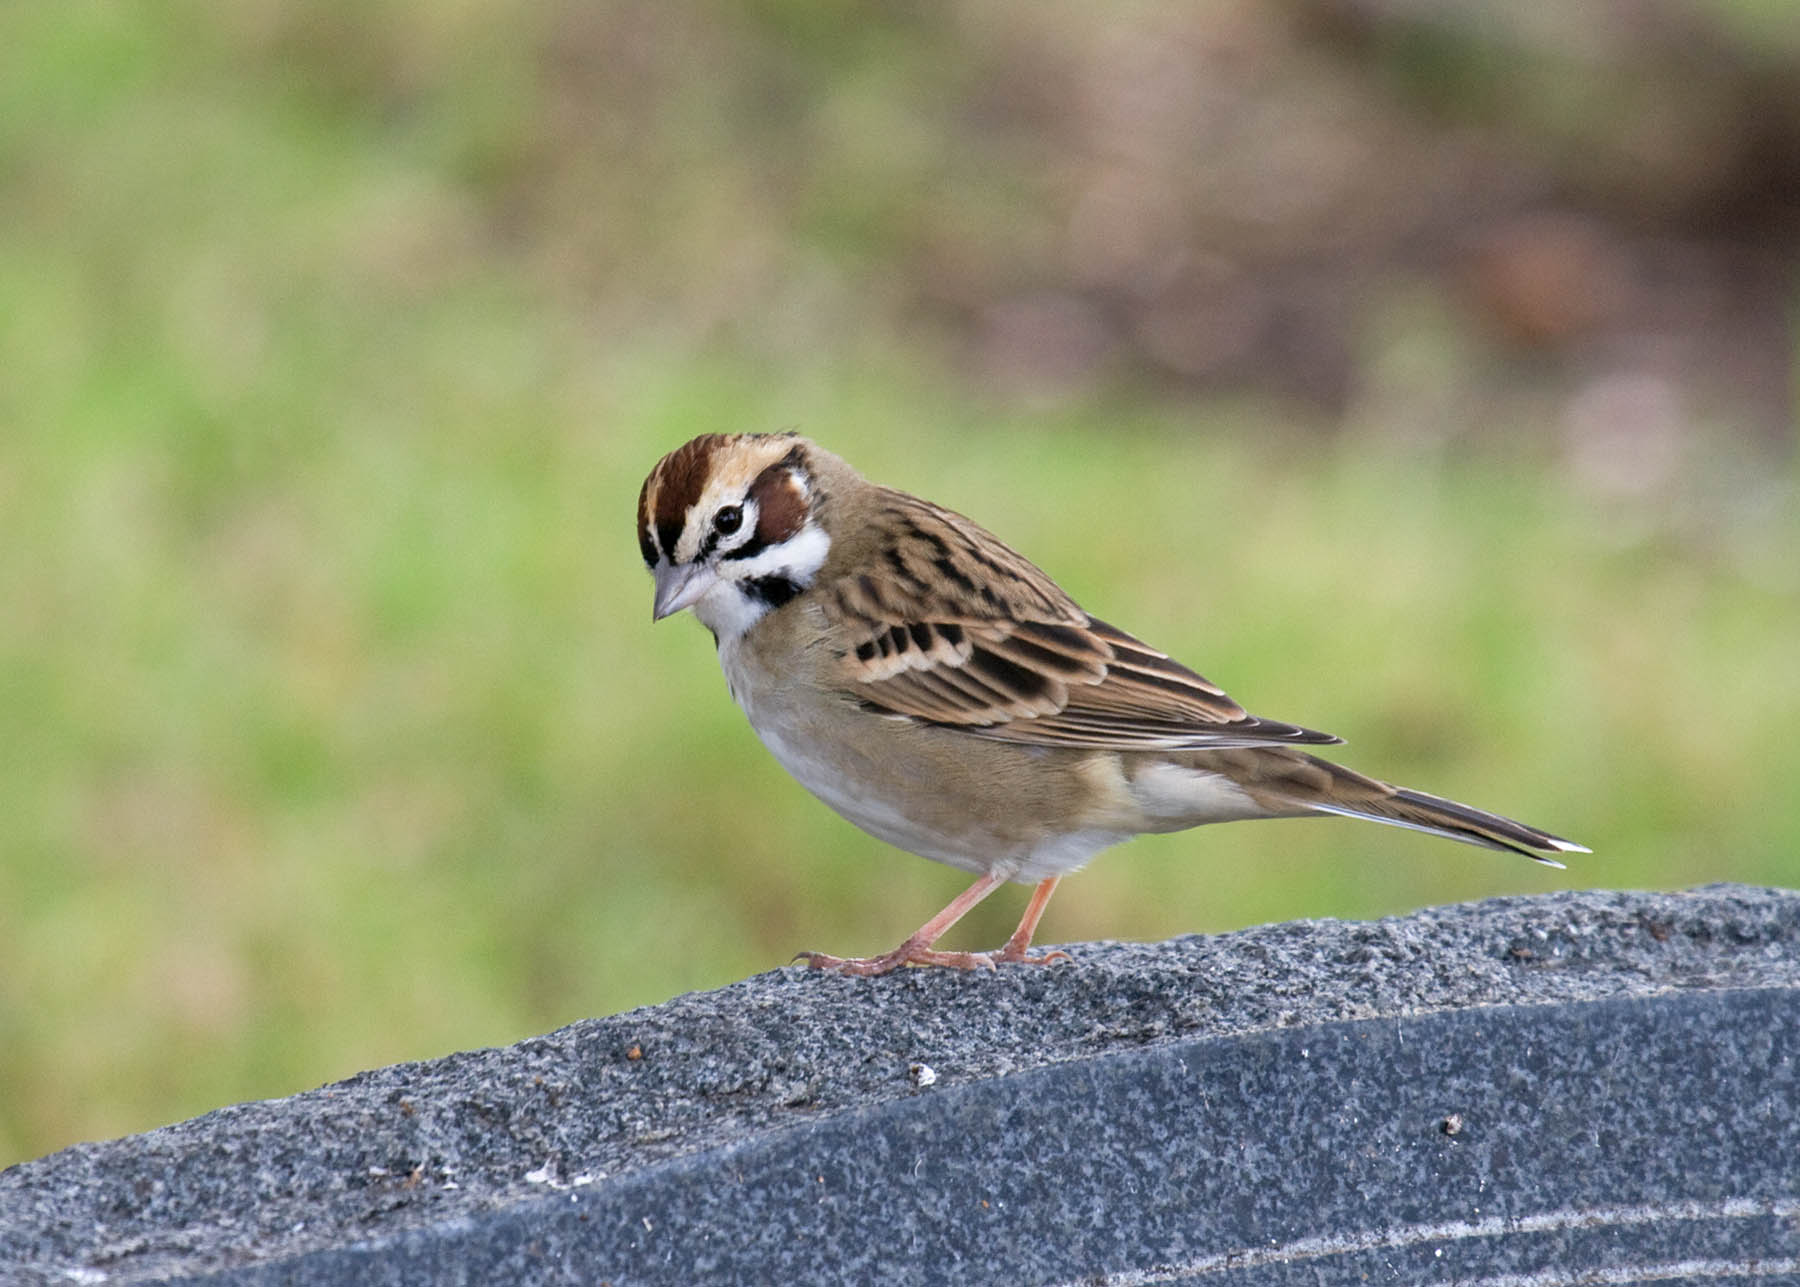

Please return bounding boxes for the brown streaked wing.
[821,493,1341,750]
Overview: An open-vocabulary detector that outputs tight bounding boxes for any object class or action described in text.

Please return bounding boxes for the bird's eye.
[713,505,743,535]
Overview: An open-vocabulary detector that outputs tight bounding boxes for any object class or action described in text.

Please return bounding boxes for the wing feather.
[822,490,1341,751]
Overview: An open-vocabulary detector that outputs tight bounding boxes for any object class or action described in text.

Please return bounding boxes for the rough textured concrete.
[3,884,1799,1285]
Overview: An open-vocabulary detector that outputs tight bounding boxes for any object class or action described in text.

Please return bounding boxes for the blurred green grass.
[2,2,1798,1170]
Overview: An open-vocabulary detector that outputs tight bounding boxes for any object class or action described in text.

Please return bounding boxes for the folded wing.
[821,492,1339,752]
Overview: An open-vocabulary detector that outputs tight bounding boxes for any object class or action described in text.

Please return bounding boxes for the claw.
[796,943,1071,976]
[1002,947,1073,966]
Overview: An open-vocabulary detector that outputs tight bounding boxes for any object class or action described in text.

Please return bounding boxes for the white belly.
[717,637,1129,882]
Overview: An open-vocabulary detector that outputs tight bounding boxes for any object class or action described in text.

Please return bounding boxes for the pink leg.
[798,872,1072,976]
[991,876,1070,965]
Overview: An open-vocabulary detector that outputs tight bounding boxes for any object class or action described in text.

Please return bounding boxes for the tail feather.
[1309,785,1587,867]
[1177,747,1587,864]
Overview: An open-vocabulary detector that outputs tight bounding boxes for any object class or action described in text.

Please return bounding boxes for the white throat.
[691,522,831,642]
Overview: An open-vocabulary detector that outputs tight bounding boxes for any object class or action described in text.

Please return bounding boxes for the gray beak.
[651,561,719,621]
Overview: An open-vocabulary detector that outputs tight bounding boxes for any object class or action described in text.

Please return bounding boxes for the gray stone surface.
[4,884,1800,1285]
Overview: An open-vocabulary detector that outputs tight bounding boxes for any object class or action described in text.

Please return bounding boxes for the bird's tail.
[1175,747,1588,865]
[1310,786,1585,865]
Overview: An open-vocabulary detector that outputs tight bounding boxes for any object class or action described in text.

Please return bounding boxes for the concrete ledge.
[4,885,1799,1285]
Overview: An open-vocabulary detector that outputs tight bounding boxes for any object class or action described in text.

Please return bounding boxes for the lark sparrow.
[639,433,1584,975]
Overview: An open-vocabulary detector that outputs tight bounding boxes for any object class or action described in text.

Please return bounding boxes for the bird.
[638,432,1585,976]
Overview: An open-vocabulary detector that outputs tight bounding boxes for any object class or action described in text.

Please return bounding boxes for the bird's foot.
[988,944,1073,967]
[795,944,994,975]
[796,942,1071,976]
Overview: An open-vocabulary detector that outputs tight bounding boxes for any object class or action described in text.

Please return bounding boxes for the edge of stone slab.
[3,882,1797,1282]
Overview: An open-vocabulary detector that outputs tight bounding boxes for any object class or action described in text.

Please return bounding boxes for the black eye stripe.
[720,534,768,561]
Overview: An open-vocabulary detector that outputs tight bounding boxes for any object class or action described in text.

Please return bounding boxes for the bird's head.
[637,433,832,640]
